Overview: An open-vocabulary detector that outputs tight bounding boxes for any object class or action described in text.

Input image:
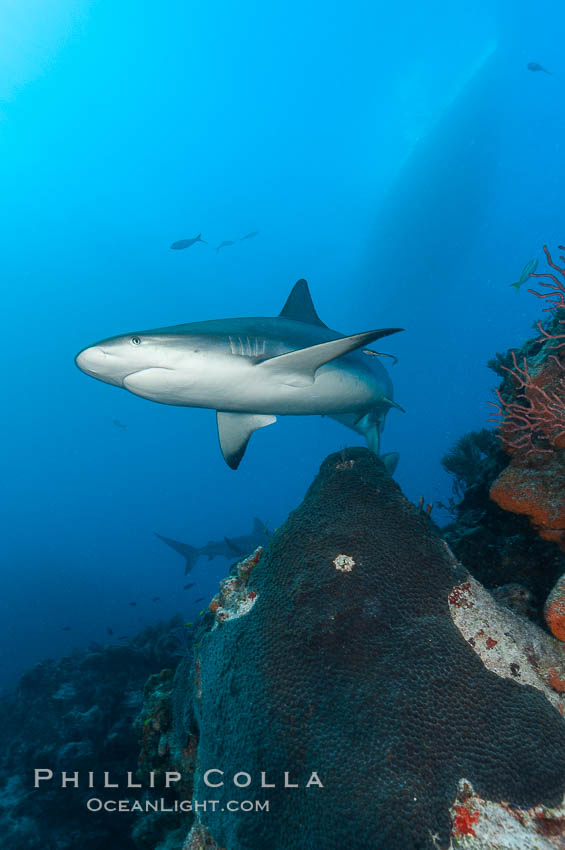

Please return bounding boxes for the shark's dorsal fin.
[217,411,277,469]
[279,279,328,328]
[257,328,403,388]
[252,517,265,533]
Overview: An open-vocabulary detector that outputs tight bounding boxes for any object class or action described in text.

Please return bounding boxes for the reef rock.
[173,447,565,850]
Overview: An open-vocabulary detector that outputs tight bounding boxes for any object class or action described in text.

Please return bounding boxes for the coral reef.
[488,245,565,552]
[172,447,565,850]
[441,428,564,625]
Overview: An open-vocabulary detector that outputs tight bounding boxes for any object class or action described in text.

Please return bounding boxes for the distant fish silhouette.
[240,231,259,241]
[152,596,160,602]
[184,582,196,590]
[194,596,205,603]
[156,518,270,575]
[107,627,113,635]
[129,601,137,607]
[170,233,207,250]
[510,257,538,292]
[216,240,235,253]
[527,62,552,75]
[113,419,127,430]
[118,635,128,640]
[62,626,71,631]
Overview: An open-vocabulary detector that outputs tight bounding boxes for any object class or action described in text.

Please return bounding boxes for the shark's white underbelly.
[123,357,384,415]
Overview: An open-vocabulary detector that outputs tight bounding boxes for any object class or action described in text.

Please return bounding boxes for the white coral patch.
[448,572,565,712]
[333,554,355,572]
[451,779,565,849]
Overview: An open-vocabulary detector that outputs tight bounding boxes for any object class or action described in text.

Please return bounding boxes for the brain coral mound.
[174,447,565,850]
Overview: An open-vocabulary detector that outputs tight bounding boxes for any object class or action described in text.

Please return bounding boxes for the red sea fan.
[488,351,565,455]
[529,244,565,350]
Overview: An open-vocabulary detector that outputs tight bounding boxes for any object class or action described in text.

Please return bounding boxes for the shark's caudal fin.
[216,411,277,469]
[155,533,200,575]
[279,279,328,328]
[257,328,403,388]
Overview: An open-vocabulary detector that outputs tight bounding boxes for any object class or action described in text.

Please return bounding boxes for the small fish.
[152,596,160,602]
[107,627,113,635]
[62,626,71,631]
[510,257,538,292]
[194,596,205,603]
[363,349,398,366]
[216,240,235,253]
[129,601,137,607]
[240,231,259,241]
[112,419,127,430]
[198,610,205,616]
[184,582,195,590]
[184,621,194,627]
[170,233,207,250]
[527,62,552,75]
[118,635,128,640]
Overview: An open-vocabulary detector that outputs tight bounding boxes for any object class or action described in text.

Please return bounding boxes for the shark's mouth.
[123,367,175,394]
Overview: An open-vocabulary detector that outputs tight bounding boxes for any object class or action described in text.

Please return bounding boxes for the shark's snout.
[75,346,123,386]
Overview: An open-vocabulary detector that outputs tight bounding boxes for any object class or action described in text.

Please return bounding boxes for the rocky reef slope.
[2,449,565,850]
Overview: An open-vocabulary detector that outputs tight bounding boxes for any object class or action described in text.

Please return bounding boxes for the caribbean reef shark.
[156,517,270,574]
[75,280,402,469]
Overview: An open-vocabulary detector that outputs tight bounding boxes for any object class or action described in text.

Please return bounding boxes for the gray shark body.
[156,517,270,574]
[75,280,402,469]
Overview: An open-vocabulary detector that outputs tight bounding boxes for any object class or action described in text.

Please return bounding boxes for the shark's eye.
[131,337,142,345]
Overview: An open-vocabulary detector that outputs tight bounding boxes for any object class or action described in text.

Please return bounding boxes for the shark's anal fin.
[216,411,276,469]
[257,328,403,388]
[381,452,400,476]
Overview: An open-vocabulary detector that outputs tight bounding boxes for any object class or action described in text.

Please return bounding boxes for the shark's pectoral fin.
[257,328,403,388]
[216,411,277,469]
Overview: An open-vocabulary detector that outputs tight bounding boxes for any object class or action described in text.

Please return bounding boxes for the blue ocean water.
[1,0,563,687]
